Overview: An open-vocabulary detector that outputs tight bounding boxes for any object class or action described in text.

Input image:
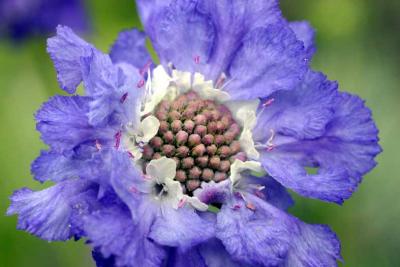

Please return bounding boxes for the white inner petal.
[146,157,177,183]
[135,115,160,143]
[225,100,260,160]
[192,73,231,102]
[163,179,184,209]
[184,195,209,211]
[230,159,265,186]
[141,66,171,116]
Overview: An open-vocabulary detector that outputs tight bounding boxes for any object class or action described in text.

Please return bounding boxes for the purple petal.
[81,49,143,126]
[149,206,215,251]
[7,179,95,241]
[47,25,93,93]
[137,0,283,80]
[110,29,152,68]
[225,23,308,100]
[254,71,337,141]
[31,150,79,183]
[35,95,93,152]
[216,194,341,266]
[257,87,381,203]
[197,0,282,80]
[84,202,166,267]
[142,0,215,73]
[289,21,316,59]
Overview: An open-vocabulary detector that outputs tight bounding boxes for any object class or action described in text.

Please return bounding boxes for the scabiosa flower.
[8,1,381,266]
[0,0,88,40]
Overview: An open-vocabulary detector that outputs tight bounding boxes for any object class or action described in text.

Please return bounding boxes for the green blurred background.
[0,0,399,266]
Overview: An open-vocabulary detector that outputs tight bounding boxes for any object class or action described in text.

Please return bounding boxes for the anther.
[137,79,145,88]
[95,140,102,151]
[194,55,200,64]
[120,92,128,103]
[263,98,275,107]
[114,131,122,149]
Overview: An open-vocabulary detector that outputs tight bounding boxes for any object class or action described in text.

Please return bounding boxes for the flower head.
[8,1,381,266]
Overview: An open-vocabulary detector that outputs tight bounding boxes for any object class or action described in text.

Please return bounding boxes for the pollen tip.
[246,202,256,211]
[194,55,200,64]
[137,79,145,88]
[120,92,128,103]
[95,140,102,151]
[114,131,122,149]
[232,204,241,211]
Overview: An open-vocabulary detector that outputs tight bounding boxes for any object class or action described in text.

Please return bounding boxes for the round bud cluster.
[142,90,243,194]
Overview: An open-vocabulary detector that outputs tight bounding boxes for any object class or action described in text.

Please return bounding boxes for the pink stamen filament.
[114,131,122,149]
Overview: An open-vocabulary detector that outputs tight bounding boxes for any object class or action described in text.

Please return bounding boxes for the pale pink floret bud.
[192,144,206,157]
[202,168,214,181]
[171,120,182,133]
[181,157,194,169]
[183,119,195,133]
[189,166,202,179]
[188,134,201,147]
[176,130,189,146]
[194,125,207,137]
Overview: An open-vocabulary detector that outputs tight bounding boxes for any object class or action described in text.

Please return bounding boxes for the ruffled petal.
[136,0,171,30]
[142,0,215,73]
[137,0,282,80]
[7,179,95,241]
[31,150,79,183]
[197,0,282,79]
[47,25,93,93]
[149,206,215,251]
[253,71,337,141]
[289,21,316,59]
[84,201,166,267]
[81,49,144,126]
[110,29,152,68]
[216,194,341,266]
[258,89,381,203]
[35,95,94,152]
[225,24,308,100]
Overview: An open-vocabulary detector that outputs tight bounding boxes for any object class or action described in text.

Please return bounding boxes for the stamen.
[114,131,122,149]
[266,129,275,151]
[139,60,152,76]
[257,98,275,119]
[127,151,134,158]
[262,98,275,107]
[142,174,152,180]
[231,204,241,210]
[137,79,145,88]
[95,140,102,151]
[246,202,256,211]
[215,73,227,88]
[194,55,200,64]
[178,198,187,208]
[129,186,138,193]
[120,92,128,103]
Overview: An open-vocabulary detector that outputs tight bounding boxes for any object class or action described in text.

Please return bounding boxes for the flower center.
[142,90,244,194]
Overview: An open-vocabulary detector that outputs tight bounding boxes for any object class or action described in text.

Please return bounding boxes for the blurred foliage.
[0,1,399,266]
